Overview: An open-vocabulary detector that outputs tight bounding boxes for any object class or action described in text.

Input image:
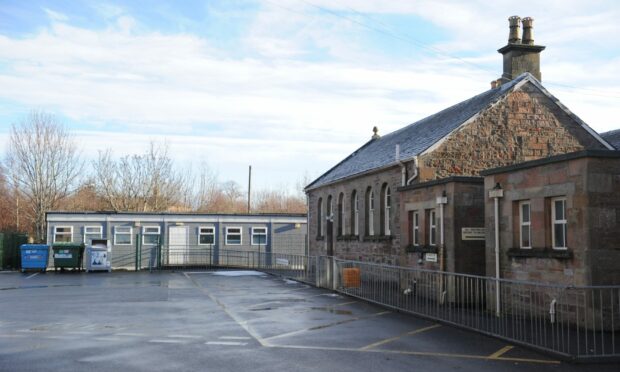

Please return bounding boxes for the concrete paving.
[0,270,619,371]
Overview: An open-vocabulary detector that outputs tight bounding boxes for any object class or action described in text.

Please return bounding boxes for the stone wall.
[483,153,620,286]
[419,82,606,181]
[307,164,410,265]
[399,179,485,275]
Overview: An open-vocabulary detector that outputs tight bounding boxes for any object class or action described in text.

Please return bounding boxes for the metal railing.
[332,258,620,361]
[60,241,617,362]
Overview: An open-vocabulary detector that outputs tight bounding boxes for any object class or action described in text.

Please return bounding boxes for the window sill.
[363,235,393,242]
[337,235,359,242]
[507,248,573,259]
[405,245,438,254]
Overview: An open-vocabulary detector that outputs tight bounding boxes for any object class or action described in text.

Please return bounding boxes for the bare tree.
[194,162,220,211]
[5,111,83,241]
[93,142,188,212]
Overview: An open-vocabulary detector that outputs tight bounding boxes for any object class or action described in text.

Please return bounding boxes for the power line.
[285,0,620,99]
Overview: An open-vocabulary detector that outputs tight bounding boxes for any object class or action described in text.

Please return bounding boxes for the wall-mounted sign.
[462,227,486,241]
[425,253,438,262]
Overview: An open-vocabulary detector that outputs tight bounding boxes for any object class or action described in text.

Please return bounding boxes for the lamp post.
[436,191,448,304]
[489,183,504,317]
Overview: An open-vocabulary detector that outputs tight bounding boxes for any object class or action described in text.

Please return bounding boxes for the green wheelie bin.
[52,244,85,272]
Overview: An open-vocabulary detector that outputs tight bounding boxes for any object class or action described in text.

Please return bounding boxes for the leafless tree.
[93,142,188,212]
[5,111,83,241]
[194,162,220,211]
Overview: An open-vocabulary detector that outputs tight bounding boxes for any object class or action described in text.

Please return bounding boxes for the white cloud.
[0,2,619,191]
[43,7,68,22]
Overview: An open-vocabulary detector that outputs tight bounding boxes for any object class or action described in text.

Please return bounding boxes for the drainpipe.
[436,192,448,303]
[489,183,504,317]
[406,156,419,185]
[306,194,310,256]
[395,145,406,186]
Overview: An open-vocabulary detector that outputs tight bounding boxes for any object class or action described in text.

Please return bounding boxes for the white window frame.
[354,193,359,236]
[429,210,437,246]
[251,227,268,246]
[384,187,391,236]
[53,226,73,243]
[412,211,420,246]
[519,201,532,249]
[225,226,242,245]
[369,190,375,236]
[552,197,567,250]
[142,226,161,246]
[114,226,133,246]
[83,225,102,244]
[198,226,215,246]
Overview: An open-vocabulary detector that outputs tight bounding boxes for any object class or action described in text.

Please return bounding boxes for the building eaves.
[480,150,620,176]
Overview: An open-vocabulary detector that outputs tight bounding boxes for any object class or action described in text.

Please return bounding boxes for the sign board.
[462,227,486,241]
[425,253,438,262]
[276,258,289,266]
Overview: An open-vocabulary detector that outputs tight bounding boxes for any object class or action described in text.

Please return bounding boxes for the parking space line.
[149,339,187,344]
[333,301,358,307]
[183,272,269,347]
[263,311,391,342]
[115,332,146,337]
[206,341,248,346]
[268,344,560,364]
[25,273,39,279]
[168,334,202,339]
[220,336,252,340]
[488,345,514,359]
[359,324,441,350]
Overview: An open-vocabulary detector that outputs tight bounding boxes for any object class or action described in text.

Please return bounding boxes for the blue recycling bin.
[20,244,49,273]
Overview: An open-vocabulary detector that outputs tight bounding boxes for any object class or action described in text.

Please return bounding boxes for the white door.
[168,226,188,265]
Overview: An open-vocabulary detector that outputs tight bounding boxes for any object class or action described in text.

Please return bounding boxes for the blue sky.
[1,0,619,193]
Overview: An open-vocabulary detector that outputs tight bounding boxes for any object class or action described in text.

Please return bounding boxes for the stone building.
[305,16,617,282]
[482,150,620,286]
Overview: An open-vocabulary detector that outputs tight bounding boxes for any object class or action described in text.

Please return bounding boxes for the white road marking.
[25,273,39,279]
[206,341,248,346]
[219,336,251,340]
[94,337,123,342]
[46,336,76,340]
[167,334,202,339]
[149,339,187,344]
[115,332,146,337]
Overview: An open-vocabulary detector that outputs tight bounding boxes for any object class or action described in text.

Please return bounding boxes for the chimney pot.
[508,15,521,44]
[522,17,534,45]
[490,80,498,89]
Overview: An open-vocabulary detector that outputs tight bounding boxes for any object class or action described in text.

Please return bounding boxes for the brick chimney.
[498,16,545,83]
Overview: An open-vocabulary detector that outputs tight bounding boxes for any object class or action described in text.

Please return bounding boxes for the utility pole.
[247,165,252,214]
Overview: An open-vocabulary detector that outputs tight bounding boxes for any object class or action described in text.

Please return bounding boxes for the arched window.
[381,185,391,236]
[366,187,375,236]
[337,193,344,237]
[317,198,323,237]
[326,195,333,222]
[383,187,392,235]
[350,190,359,236]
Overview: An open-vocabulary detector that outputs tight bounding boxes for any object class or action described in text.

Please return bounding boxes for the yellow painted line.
[263,311,391,342]
[334,301,358,307]
[359,324,441,350]
[488,345,514,359]
[267,344,560,365]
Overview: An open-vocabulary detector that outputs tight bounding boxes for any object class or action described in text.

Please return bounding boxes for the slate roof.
[601,129,620,150]
[306,73,613,191]
[306,74,528,190]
